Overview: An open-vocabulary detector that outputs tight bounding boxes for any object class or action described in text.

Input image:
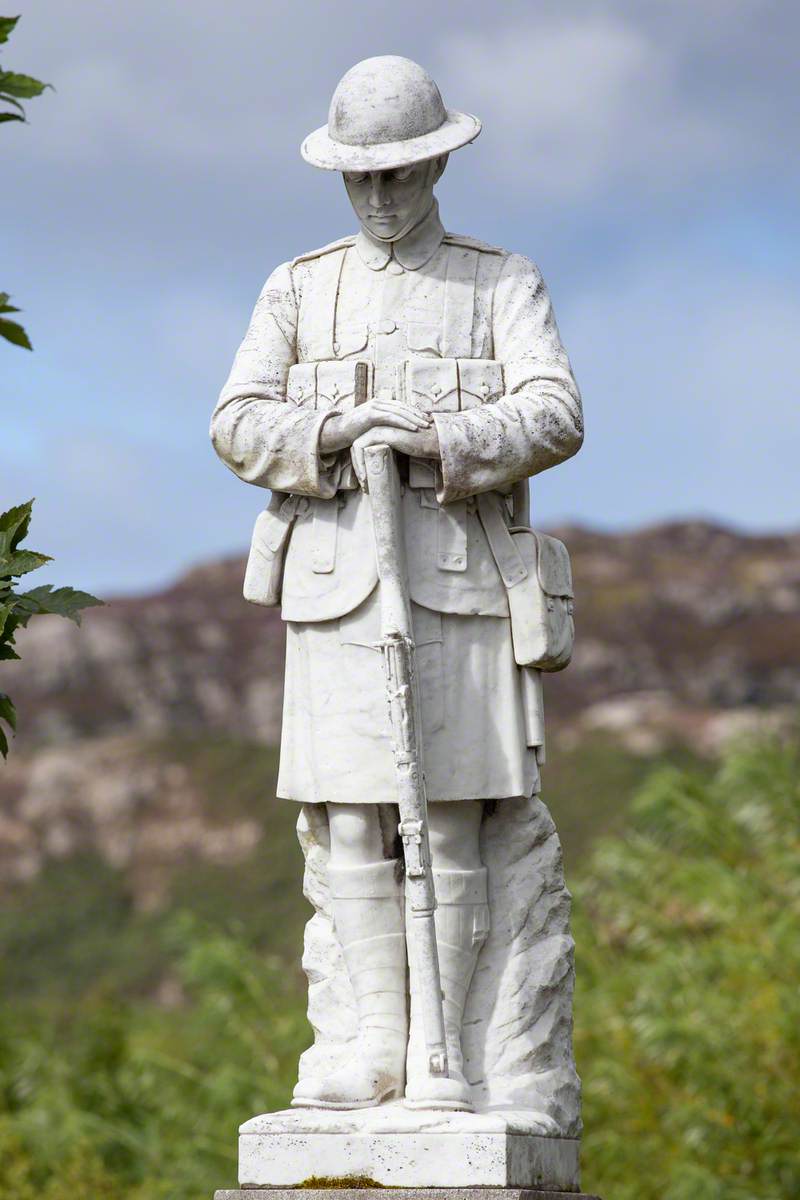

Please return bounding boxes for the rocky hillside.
[1,520,798,903]
[5,519,799,752]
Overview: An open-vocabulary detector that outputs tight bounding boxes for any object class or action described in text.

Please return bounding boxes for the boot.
[404,866,490,1111]
[292,859,407,1109]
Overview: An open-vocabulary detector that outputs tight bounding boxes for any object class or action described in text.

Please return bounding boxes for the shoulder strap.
[444,231,505,256]
[442,245,479,359]
[298,245,348,360]
[292,235,356,266]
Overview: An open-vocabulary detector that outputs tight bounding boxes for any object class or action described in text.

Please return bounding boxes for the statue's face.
[343,157,446,241]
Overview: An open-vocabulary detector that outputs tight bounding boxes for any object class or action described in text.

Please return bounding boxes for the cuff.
[432,411,492,504]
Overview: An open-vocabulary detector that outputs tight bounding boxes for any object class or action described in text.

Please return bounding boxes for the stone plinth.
[235,1105,580,1191]
[216,1191,601,1199]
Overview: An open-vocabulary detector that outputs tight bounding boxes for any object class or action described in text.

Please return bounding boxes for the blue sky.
[4,0,798,593]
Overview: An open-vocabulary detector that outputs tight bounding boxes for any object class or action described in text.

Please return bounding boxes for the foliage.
[0,918,309,1199]
[0,291,31,350]
[575,738,800,1200]
[0,739,794,1194]
[1,14,50,350]
[0,500,101,756]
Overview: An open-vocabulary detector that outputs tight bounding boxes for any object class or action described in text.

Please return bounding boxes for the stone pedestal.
[215,1190,601,1199]
[230,1105,583,1191]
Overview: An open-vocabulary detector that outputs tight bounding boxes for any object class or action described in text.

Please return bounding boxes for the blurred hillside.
[5,519,800,754]
[1,519,798,918]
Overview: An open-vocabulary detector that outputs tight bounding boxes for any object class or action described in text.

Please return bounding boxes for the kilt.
[276,585,540,805]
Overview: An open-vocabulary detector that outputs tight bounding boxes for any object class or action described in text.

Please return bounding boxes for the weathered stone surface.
[295,796,581,1137]
[237,1105,580,1189]
[216,1190,601,1199]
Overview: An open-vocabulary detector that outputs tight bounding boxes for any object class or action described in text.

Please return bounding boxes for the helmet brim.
[301,109,481,172]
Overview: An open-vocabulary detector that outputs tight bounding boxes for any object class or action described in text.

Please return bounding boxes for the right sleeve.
[210,260,339,497]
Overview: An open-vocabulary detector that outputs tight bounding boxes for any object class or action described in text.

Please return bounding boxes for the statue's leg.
[405,799,490,1111]
[292,803,407,1110]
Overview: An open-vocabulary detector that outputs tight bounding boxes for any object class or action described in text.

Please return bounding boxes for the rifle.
[363,443,449,1082]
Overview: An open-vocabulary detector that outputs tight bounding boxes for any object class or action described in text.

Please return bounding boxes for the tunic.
[211,201,583,804]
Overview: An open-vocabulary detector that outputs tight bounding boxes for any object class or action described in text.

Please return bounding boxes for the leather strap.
[476,493,528,587]
[306,246,347,360]
[437,500,468,572]
[442,246,479,360]
[311,496,338,574]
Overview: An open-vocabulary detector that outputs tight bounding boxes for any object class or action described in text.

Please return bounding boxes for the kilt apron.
[277,584,540,805]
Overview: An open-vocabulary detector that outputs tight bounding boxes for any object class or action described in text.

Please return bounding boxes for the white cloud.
[13,0,798,195]
[436,7,796,200]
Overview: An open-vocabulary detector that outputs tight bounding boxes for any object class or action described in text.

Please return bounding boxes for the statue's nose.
[369,172,389,208]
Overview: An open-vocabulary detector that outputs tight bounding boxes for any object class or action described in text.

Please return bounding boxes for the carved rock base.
[234,1106,581,1191]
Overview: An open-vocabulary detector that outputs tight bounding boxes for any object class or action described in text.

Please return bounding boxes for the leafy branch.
[0,15,50,122]
[0,499,102,757]
[1,14,51,350]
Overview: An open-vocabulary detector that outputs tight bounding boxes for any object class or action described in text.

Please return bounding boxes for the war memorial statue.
[211,56,596,1198]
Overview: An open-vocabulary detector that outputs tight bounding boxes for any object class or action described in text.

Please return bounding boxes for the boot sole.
[291,1086,401,1111]
[403,1098,474,1112]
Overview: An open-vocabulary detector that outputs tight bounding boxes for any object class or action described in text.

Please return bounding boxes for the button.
[387,260,404,275]
[431,384,441,397]
[378,319,397,334]
[333,341,340,354]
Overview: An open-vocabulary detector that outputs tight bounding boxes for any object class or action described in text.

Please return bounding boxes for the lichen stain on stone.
[297,1175,385,1189]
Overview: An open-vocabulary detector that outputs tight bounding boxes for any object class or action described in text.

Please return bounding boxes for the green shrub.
[576,738,800,1200]
[0,919,308,1198]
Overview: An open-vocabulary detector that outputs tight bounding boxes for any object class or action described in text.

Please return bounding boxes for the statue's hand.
[351,423,441,488]
[319,389,430,454]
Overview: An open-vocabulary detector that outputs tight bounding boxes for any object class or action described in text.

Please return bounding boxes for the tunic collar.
[356,200,445,272]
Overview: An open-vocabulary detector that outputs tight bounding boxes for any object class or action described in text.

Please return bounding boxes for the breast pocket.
[334,324,369,359]
[406,322,442,357]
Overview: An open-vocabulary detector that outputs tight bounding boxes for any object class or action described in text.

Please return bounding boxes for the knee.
[328,804,384,866]
[428,800,484,871]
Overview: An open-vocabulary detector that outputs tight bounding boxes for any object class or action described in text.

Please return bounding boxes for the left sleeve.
[432,253,583,503]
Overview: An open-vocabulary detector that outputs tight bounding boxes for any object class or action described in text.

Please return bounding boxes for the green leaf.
[0,92,24,115]
[0,498,34,552]
[0,690,15,758]
[0,109,23,123]
[0,692,17,732]
[0,643,19,660]
[0,70,50,99]
[0,17,20,46]
[19,583,103,623]
[0,297,22,314]
[0,549,51,576]
[0,314,32,349]
[0,608,22,636]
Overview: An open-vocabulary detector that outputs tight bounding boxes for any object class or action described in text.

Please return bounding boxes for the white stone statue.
[211,55,586,1193]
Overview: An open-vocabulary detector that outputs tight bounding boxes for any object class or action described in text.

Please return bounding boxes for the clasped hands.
[319,388,440,487]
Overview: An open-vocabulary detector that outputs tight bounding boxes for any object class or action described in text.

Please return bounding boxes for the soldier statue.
[211,56,583,1118]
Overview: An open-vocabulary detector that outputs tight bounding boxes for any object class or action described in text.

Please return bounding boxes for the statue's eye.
[391,166,414,182]
[346,172,368,185]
